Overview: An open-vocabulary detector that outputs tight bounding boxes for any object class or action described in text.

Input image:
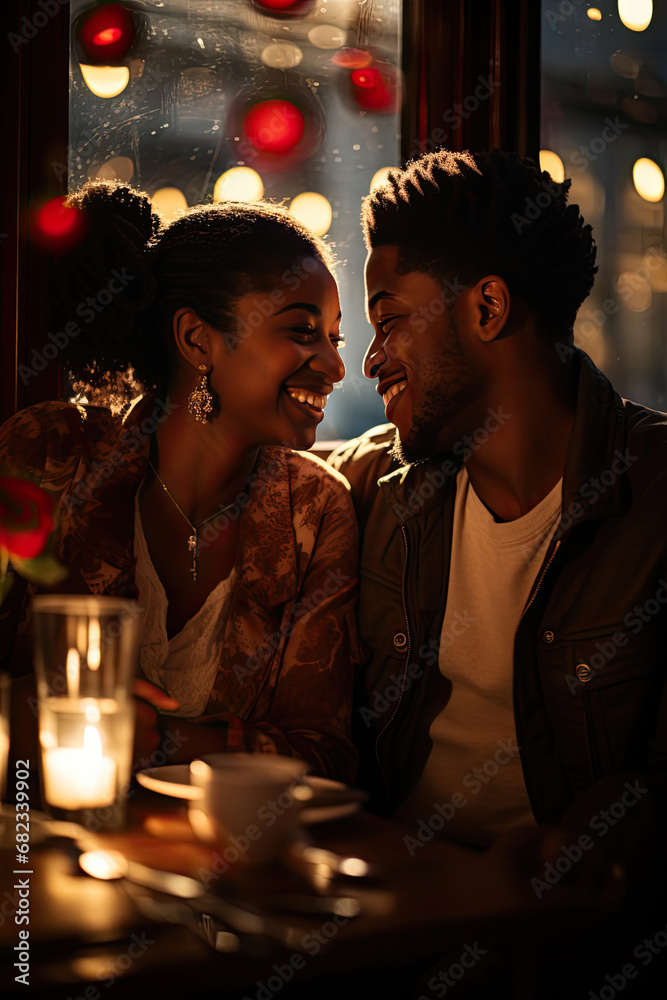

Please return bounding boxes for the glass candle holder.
[32,595,139,831]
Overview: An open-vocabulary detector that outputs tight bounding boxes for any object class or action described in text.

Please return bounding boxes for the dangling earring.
[188,364,213,423]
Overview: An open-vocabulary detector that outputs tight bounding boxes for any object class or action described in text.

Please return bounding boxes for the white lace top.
[133,494,236,718]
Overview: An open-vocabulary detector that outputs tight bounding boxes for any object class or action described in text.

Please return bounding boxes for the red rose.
[0,476,55,560]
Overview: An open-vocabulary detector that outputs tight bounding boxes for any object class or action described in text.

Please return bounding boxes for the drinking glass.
[32,595,139,831]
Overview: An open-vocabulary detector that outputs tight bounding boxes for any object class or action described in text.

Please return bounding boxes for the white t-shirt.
[395,466,562,847]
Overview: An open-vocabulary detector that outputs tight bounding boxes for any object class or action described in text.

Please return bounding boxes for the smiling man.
[329,149,667,987]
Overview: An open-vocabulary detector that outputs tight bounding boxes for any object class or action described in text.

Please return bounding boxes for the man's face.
[364,245,487,463]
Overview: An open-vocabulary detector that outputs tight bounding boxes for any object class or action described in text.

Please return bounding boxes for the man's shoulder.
[328,423,398,486]
[285,445,353,498]
[327,424,404,530]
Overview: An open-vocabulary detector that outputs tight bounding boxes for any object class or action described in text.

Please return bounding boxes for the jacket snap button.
[393,632,408,651]
[543,630,555,644]
[576,663,592,682]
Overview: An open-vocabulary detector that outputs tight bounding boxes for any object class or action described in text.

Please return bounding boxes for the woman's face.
[208,259,345,450]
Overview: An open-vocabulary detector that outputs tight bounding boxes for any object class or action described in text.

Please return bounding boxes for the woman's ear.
[172,307,211,367]
[471,276,511,343]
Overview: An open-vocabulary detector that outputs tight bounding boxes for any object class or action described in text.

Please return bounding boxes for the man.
[329,148,666,990]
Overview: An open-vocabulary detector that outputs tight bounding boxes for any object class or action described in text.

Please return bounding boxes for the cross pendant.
[188,534,198,582]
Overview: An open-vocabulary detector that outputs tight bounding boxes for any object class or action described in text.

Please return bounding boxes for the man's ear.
[467,276,511,343]
[172,307,211,367]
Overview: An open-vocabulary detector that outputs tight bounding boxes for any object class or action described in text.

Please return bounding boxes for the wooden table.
[0,787,628,1000]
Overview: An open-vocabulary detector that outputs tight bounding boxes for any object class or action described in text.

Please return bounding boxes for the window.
[69,0,402,439]
[541,0,667,408]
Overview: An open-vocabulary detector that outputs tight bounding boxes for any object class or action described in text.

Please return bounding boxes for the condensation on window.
[69,0,402,439]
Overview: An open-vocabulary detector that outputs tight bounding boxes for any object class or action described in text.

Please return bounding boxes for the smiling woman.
[0,182,359,783]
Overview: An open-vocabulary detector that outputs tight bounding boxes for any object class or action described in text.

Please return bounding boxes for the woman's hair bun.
[49,181,163,399]
[66,179,161,246]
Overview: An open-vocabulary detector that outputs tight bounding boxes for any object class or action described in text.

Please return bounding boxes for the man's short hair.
[361,148,598,339]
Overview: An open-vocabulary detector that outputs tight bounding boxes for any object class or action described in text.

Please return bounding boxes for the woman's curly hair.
[361,148,597,339]
[49,180,334,402]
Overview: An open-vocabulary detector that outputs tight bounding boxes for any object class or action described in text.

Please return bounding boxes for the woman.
[0,181,359,782]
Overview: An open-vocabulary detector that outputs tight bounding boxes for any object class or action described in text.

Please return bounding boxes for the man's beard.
[390,362,480,466]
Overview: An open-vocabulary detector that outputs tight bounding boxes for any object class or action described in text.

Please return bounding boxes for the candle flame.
[84,701,101,724]
[66,647,80,698]
[84,724,102,757]
[87,617,101,670]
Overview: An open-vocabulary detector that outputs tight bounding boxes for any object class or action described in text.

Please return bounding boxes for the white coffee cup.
[188,753,312,865]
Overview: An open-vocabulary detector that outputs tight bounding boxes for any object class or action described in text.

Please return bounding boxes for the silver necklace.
[147,460,239,582]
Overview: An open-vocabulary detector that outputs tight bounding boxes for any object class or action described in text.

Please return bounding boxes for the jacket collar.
[378,349,628,525]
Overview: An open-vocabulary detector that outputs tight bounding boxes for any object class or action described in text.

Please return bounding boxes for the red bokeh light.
[351,69,377,89]
[243,99,306,154]
[93,27,122,46]
[349,63,399,113]
[78,3,136,64]
[255,0,301,7]
[252,0,315,17]
[332,48,373,70]
[34,198,87,251]
[37,199,80,238]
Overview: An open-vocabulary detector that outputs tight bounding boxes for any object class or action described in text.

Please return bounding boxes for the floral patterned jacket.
[0,397,360,782]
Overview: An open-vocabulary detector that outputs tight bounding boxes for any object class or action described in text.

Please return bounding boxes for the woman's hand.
[133,678,179,767]
[132,680,231,767]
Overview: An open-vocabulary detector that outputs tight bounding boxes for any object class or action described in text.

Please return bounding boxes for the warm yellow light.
[618,0,652,31]
[307,24,347,49]
[632,157,664,202]
[66,648,80,699]
[80,64,130,99]
[92,156,134,183]
[87,618,101,671]
[539,150,565,183]
[289,192,332,236]
[617,271,652,311]
[152,187,188,222]
[213,167,264,202]
[79,850,125,880]
[261,42,303,69]
[370,167,394,193]
[588,8,602,20]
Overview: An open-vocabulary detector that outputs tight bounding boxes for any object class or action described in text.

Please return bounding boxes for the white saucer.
[136,766,363,825]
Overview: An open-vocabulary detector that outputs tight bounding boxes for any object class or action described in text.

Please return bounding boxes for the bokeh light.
[243,99,305,154]
[92,156,134,182]
[539,149,565,183]
[617,271,653,311]
[80,64,130,98]
[351,69,376,89]
[35,197,87,251]
[349,63,399,113]
[331,48,373,69]
[151,187,188,222]
[633,157,664,202]
[587,7,602,19]
[618,0,652,31]
[369,167,394,192]
[289,192,332,236]
[308,25,346,49]
[261,42,303,69]
[253,0,314,13]
[213,167,264,202]
[77,3,136,64]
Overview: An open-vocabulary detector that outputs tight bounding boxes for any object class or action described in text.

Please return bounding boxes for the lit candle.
[43,725,116,809]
